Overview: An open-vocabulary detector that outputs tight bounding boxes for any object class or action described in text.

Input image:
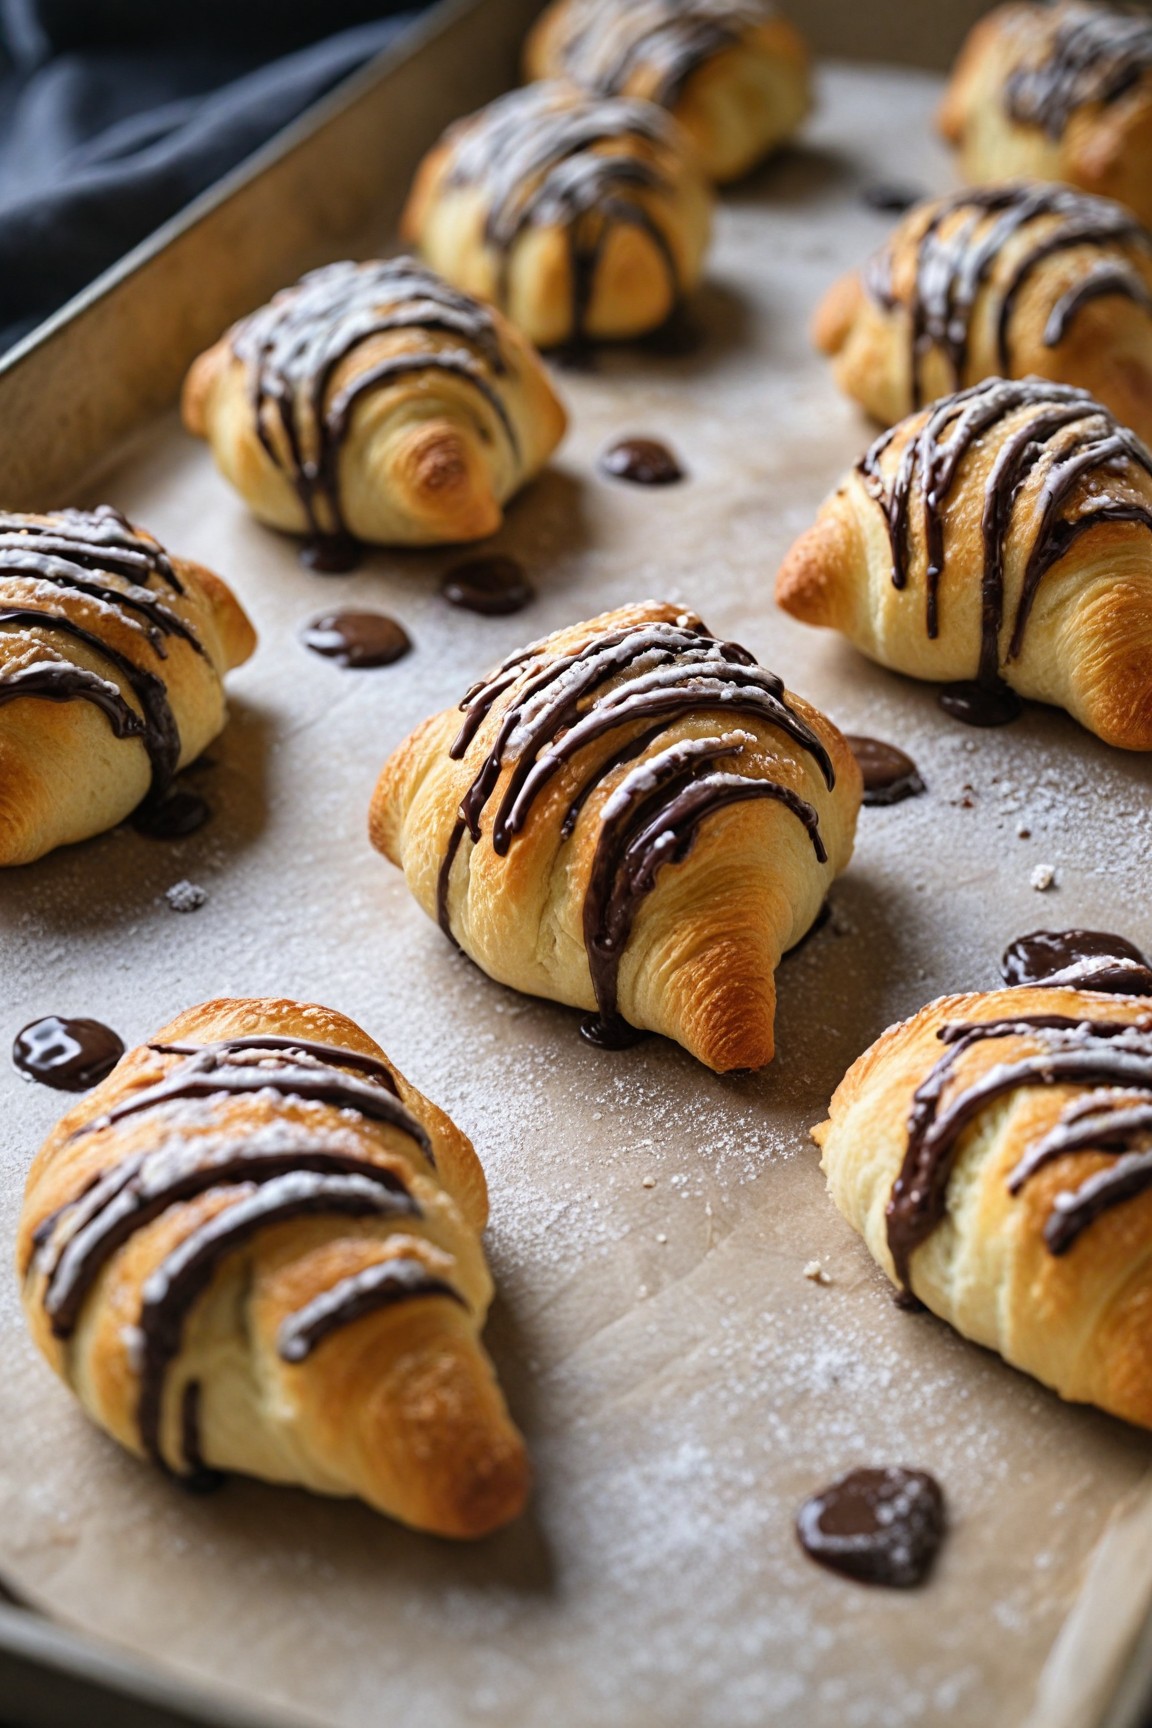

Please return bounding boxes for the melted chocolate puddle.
[845,736,926,805]
[14,1016,125,1091]
[796,1467,946,1587]
[441,556,534,616]
[300,610,412,669]
[938,680,1022,727]
[301,533,363,575]
[1001,929,1152,994]
[132,788,211,839]
[600,438,684,485]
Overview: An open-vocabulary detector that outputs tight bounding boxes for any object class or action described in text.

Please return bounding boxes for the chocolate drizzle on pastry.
[1005,4,1152,140]
[29,1033,450,1482]
[552,0,769,106]
[277,1255,466,1363]
[857,376,1152,724]
[1002,929,1152,994]
[886,1010,1152,1291]
[865,184,1152,408]
[796,1466,946,1587]
[0,507,203,802]
[443,84,684,345]
[437,614,834,1047]
[230,259,515,569]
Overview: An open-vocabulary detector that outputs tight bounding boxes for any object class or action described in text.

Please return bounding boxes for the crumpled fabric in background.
[0,0,430,350]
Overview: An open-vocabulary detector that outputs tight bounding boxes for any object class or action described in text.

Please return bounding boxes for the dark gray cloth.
[0,2,427,350]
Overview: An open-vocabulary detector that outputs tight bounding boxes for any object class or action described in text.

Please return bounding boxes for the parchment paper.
[2,61,1152,1728]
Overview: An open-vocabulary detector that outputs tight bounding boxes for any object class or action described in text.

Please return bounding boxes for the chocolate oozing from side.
[13,1017,125,1092]
[1001,929,1152,995]
[796,1467,946,1588]
[300,610,412,669]
[600,437,685,485]
[441,556,535,616]
[845,735,925,806]
[131,788,211,839]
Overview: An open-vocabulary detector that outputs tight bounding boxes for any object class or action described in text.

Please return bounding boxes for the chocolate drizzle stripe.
[553,0,766,106]
[136,1172,413,1469]
[149,1037,402,1094]
[886,1011,1152,1288]
[71,1038,432,1159]
[858,377,1152,705]
[436,613,834,1045]
[0,603,180,795]
[277,1256,466,1363]
[39,1138,418,1340]
[865,185,1151,408]
[231,259,510,557]
[1005,7,1152,140]
[442,84,686,343]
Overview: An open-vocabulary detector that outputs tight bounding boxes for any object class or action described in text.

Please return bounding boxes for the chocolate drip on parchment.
[886,1010,1152,1292]
[857,377,1152,722]
[437,615,834,1048]
[796,1466,946,1588]
[554,0,769,106]
[32,1034,451,1481]
[1001,929,1152,995]
[444,84,684,345]
[0,507,203,802]
[231,259,515,568]
[865,184,1152,408]
[1005,4,1152,140]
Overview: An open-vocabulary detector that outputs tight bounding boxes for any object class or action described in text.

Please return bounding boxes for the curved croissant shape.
[182,258,567,562]
[775,376,1152,748]
[0,506,255,865]
[939,2,1152,228]
[522,0,811,184]
[815,183,1152,444]
[400,82,713,350]
[18,997,529,1539]
[370,601,861,1072]
[815,986,1152,1428]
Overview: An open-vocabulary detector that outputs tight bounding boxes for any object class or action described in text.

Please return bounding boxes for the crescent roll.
[369,601,861,1073]
[815,183,1152,444]
[182,258,567,562]
[775,375,1152,748]
[522,0,812,184]
[18,997,529,1539]
[939,2,1152,228]
[815,986,1152,1428]
[399,82,712,350]
[0,506,255,866]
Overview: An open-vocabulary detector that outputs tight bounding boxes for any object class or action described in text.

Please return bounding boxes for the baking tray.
[2,2,1152,1725]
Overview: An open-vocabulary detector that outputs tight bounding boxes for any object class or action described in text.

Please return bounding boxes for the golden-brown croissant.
[815,182,1152,444]
[18,997,529,1539]
[815,985,1152,1428]
[522,0,811,184]
[0,506,255,866]
[775,375,1152,748]
[399,82,712,350]
[939,2,1152,228]
[182,258,567,566]
[369,601,861,1073]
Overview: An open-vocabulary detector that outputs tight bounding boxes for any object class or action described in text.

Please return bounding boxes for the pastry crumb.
[656,1233,668,1245]
[803,1260,831,1285]
[165,880,208,913]
[1030,864,1057,891]
[642,1175,656,1188]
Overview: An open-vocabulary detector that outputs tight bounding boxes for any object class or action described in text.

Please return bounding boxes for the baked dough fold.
[523,0,811,183]
[18,997,529,1538]
[816,986,1152,1428]
[370,601,860,1072]
[0,506,254,864]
